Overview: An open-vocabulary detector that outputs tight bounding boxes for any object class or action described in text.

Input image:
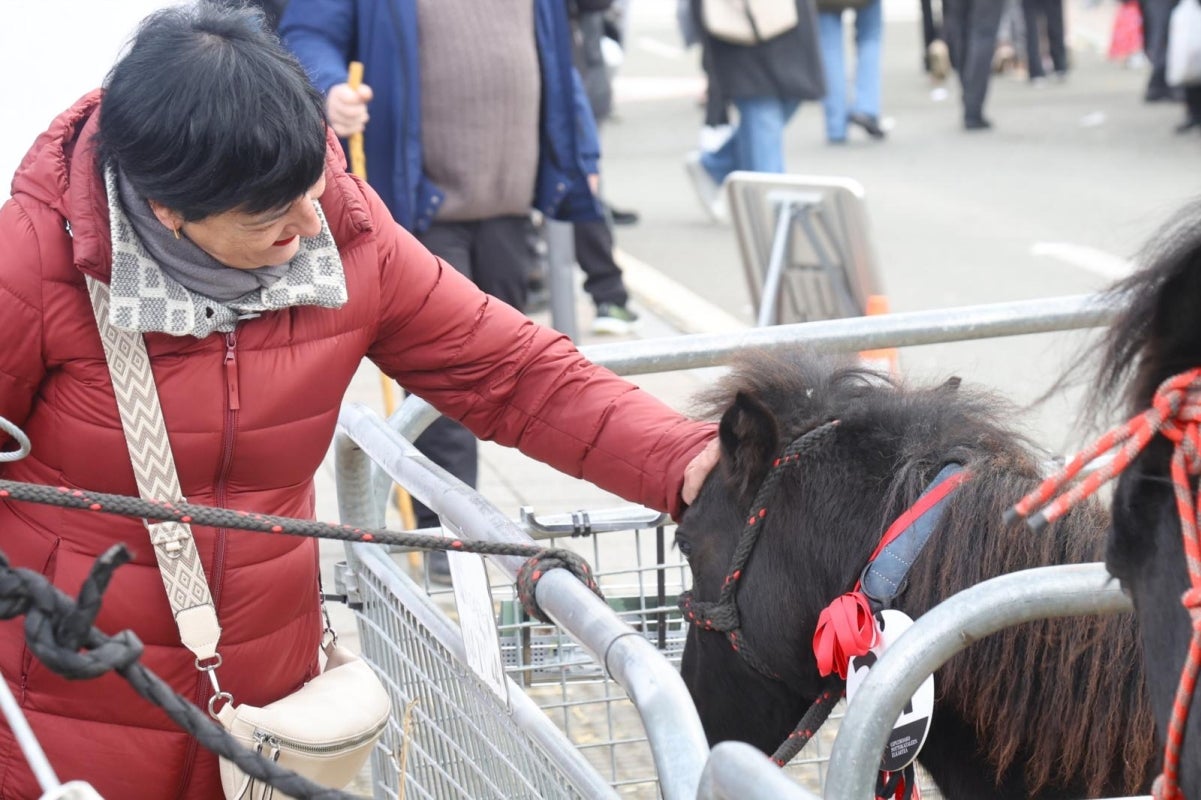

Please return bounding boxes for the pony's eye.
[674,531,693,559]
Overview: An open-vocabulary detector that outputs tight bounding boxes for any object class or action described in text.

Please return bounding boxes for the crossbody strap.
[86,276,222,663]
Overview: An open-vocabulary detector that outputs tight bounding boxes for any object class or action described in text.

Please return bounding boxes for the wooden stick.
[345,61,420,540]
[346,61,367,180]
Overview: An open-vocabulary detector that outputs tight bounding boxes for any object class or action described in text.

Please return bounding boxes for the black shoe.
[964,116,993,131]
[1145,85,1183,102]
[848,112,886,139]
[592,302,640,335]
[1176,117,1201,134]
[607,204,640,226]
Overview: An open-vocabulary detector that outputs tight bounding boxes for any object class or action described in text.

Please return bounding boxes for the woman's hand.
[326,82,374,138]
[681,437,720,506]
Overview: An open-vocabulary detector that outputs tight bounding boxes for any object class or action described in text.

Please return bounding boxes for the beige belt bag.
[217,641,391,800]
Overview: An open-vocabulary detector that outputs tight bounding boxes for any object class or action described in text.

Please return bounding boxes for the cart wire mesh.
[346,507,940,799]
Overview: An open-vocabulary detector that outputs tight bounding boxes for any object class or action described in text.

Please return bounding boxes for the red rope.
[1010,368,1201,800]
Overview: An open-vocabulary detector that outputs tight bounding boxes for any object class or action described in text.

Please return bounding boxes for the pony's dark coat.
[1092,202,1201,799]
[678,351,1155,799]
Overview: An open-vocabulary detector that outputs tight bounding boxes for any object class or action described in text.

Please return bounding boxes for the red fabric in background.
[1109,0,1144,61]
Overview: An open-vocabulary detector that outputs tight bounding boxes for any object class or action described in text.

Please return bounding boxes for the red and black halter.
[678,416,967,797]
[678,420,841,680]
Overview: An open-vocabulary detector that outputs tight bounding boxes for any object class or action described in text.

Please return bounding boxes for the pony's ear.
[718,391,780,503]
[942,376,961,392]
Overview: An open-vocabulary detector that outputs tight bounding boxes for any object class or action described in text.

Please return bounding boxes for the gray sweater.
[417,0,541,221]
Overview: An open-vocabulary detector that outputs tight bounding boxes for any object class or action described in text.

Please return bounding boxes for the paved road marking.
[613,75,706,104]
[635,35,686,60]
[614,248,748,335]
[1030,241,1133,282]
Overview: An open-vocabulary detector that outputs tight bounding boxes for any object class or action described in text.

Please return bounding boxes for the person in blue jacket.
[280,0,604,579]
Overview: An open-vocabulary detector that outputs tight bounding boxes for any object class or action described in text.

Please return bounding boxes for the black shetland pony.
[1087,208,1201,800]
[677,351,1156,799]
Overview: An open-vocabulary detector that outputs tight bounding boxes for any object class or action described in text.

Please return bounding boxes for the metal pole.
[756,200,796,327]
[824,563,1133,799]
[580,292,1117,376]
[697,742,820,800]
[544,219,579,341]
[335,404,710,800]
[383,293,1117,448]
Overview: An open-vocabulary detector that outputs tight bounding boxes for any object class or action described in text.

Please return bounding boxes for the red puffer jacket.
[0,92,713,799]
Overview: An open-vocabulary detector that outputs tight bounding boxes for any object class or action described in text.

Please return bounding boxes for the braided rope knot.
[516,549,605,623]
[1153,381,1201,474]
[0,546,144,680]
[678,590,739,632]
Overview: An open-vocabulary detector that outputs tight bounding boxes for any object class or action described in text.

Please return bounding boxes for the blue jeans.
[700,96,800,183]
[817,0,884,141]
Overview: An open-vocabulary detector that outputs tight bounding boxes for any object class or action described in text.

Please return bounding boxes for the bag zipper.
[252,716,388,757]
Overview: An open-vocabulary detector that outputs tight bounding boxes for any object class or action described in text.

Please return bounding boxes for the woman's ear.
[146,199,185,234]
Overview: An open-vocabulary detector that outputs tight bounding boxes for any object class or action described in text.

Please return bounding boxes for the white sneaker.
[684,151,727,223]
[699,124,734,153]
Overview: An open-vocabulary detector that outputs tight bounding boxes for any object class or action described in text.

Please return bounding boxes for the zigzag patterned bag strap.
[86,276,222,663]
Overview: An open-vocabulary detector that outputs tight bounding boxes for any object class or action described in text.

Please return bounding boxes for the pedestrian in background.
[569,0,642,334]
[683,0,826,221]
[942,0,1006,129]
[281,0,605,579]
[0,5,718,795]
[1140,0,1182,101]
[1181,84,1201,131]
[816,0,888,144]
[1022,0,1069,83]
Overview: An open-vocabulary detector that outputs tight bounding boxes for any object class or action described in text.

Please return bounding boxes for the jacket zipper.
[214,329,240,602]
[176,329,241,798]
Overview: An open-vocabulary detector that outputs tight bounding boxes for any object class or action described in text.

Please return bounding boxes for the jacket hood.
[10,90,110,281]
[9,90,371,284]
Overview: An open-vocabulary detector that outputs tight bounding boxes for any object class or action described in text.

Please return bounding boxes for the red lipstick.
[272,235,298,247]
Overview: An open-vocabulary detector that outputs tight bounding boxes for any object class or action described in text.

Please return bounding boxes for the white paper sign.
[441,520,509,707]
[844,609,934,772]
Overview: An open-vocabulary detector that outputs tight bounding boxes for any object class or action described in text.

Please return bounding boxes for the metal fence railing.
[332,293,1151,800]
[824,564,1149,800]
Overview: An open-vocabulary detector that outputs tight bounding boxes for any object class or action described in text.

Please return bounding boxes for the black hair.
[96,1,328,221]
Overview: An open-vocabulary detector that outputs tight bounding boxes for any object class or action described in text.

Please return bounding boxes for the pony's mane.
[696,349,1155,796]
[694,350,1042,524]
[1095,199,1201,418]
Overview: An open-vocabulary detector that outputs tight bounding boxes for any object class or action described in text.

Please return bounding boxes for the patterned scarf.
[104,165,348,338]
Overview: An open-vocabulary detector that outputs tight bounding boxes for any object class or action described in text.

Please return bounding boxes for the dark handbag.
[815,0,873,13]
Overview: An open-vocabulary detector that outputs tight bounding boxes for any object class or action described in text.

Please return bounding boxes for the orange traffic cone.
[859,295,900,377]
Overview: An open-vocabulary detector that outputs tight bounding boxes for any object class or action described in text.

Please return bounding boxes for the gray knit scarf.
[105,165,347,338]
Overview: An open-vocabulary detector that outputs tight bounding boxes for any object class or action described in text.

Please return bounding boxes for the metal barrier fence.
[333,293,1133,800]
[825,564,1150,800]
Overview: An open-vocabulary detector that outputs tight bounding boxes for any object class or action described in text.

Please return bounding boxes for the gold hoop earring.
[173,226,181,240]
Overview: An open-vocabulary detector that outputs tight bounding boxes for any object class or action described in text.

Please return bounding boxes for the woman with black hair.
[0,4,716,796]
